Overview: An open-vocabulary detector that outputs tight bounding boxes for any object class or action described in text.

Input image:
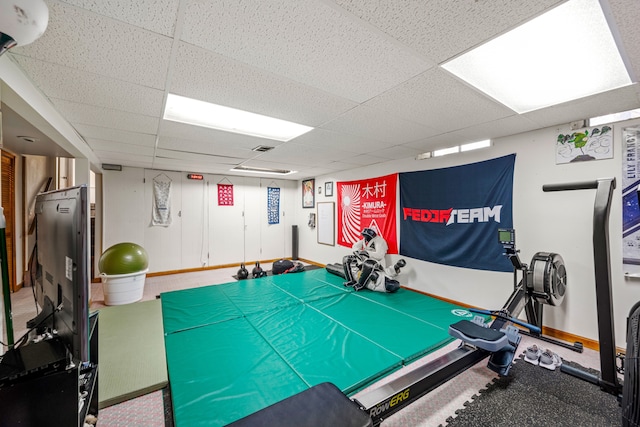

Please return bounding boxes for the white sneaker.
[524,344,542,365]
[539,349,562,370]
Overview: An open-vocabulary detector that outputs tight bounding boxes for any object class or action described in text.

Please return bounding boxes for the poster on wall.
[151,173,172,226]
[302,178,315,208]
[622,126,640,271]
[556,125,613,164]
[399,154,515,272]
[337,173,398,254]
[267,187,280,224]
[218,183,234,206]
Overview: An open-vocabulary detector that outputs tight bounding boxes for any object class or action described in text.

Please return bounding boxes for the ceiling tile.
[13,57,165,117]
[321,103,440,144]
[12,1,172,89]
[369,145,424,161]
[157,136,255,160]
[170,42,357,126]
[155,148,243,164]
[86,138,156,156]
[366,68,515,131]
[291,128,389,153]
[93,150,153,164]
[159,120,286,150]
[180,0,432,102]
[60,0,180,36]
[73,124,157,147]
[608,0,640,81]
[524,84,640,128]
[50,99,159,134]
[331,0,565,63]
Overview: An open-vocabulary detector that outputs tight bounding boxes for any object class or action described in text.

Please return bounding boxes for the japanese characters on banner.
[622,127,640,272]
[399,155,515,272]
[337,173,398,254]
[217,183,234,206]
[267,187,280,225]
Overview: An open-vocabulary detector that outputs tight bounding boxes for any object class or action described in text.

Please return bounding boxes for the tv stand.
[0,312,99,427]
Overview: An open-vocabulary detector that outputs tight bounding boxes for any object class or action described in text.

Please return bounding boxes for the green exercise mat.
[162,269,476,426]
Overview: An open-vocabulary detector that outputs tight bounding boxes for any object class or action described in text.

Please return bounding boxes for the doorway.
[1,150,17,292]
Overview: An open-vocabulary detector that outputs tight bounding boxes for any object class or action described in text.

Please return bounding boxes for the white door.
[243,177,262,263]
[260,179,288,260]
[208,175,245,265]
[143,170,183,273]
[181,175,208,268]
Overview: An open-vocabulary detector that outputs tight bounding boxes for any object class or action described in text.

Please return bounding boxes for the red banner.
[337,173,398,254]
[217,184,234,206]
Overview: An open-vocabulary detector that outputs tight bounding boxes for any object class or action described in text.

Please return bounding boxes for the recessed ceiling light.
[17,136,38,143]
[442,0,632,113]
[164,94,313,142]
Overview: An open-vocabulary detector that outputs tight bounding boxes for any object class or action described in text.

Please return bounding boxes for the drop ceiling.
[2,0,639,180]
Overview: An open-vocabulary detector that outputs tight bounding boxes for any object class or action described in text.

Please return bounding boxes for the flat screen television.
[30,185,90,363]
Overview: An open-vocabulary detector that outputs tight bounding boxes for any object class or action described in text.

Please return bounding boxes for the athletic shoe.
[539,349,563,371]
[524,344,542,365]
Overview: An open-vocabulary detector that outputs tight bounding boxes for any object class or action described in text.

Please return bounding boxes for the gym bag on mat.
[272,259,305,275]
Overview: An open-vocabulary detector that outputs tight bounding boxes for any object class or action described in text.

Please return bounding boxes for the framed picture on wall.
[325,181,333,197]
[302,178,315,208]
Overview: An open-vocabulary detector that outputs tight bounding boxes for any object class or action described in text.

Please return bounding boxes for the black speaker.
[292,225,299,260]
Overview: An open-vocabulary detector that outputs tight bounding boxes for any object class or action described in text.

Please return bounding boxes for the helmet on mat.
[362,228,377,241]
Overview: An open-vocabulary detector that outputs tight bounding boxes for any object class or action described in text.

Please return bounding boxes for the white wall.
[99,119,640,349]
[102,169,296,273]
[296,119,640,349]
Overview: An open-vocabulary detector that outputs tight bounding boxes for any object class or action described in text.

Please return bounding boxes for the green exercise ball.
[99,242,149,275]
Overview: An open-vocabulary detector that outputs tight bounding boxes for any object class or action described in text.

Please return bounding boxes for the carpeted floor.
[444,356,621,426]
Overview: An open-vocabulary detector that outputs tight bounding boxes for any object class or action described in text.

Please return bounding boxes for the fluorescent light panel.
[433,146,460,157]
[442,0,632,113]
[590,108,640,126]
[164,94,313,142]
[461,139,491,152]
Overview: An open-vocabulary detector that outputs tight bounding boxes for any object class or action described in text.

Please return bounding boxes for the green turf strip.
[98,299,167,409]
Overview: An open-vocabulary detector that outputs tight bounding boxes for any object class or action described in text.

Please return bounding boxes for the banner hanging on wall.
[151,174,172,226]
[267,187,280,225]
[337,173,398,254]
[217,183,234,206]
[399,154,515,272]
[622,126,640,271]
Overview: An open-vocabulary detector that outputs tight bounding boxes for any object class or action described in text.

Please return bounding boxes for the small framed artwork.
[302,178,315,208]
[325,181,333,197]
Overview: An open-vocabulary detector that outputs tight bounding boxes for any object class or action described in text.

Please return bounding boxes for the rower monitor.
[498,228,515,249]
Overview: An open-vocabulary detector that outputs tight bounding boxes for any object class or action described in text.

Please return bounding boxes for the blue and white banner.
[267,187,280,225]
[399,154,515,272]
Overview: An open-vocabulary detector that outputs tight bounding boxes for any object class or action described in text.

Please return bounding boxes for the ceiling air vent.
[251,145,275,152]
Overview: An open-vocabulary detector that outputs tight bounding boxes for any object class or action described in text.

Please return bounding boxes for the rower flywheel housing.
[529,252,567,306]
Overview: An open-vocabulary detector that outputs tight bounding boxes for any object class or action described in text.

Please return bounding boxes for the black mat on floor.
[232,263,320,280]
[163,386,174,427]
[444,357,621,427]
